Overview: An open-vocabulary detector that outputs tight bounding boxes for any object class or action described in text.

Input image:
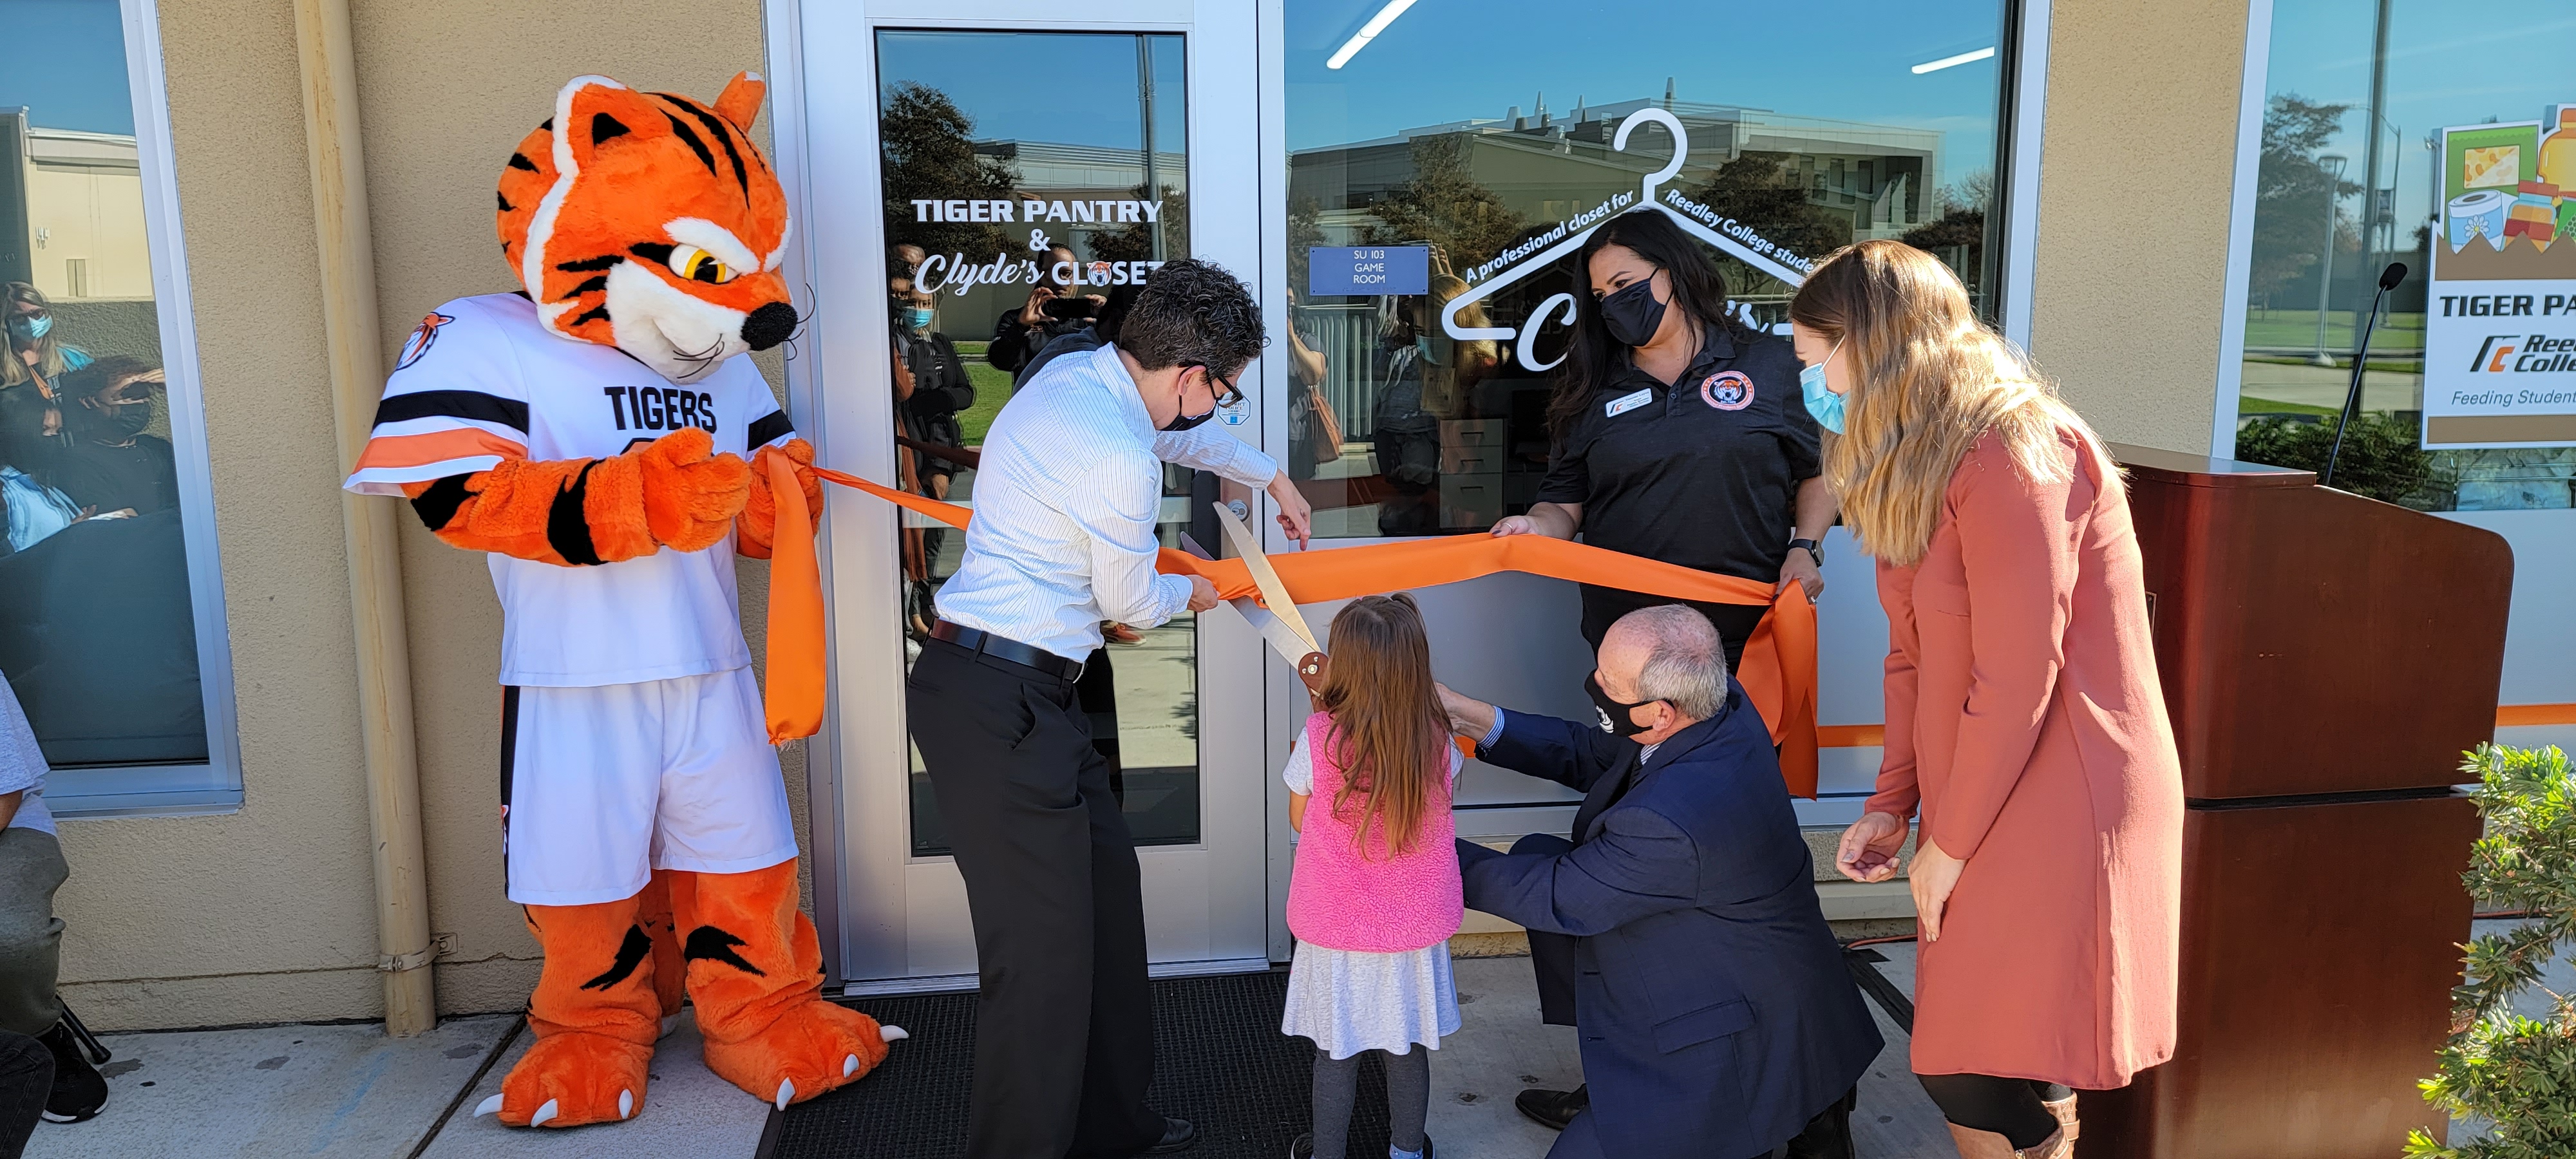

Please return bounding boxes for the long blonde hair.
[1788,240,2095,566]
[1315,593,1451,858]
[3,283,73,390]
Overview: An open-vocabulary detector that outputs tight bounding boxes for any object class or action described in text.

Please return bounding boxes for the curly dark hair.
[1116,258,1267,379]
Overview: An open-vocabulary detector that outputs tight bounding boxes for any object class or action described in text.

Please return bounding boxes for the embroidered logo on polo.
[395,312,457,372]
[1701,370,1754,411]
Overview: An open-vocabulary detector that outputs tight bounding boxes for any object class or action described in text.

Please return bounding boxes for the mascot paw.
[636,428,753,552]
[702,1001,899,1109]
[480,1032,654,1128]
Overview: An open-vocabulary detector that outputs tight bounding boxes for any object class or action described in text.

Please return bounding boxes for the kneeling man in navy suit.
[1443,605,1881,1159]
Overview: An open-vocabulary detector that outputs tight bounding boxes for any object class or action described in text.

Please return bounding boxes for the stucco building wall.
[2027,0,2251,455]
[52,0,790,1030]
[53,0,2255,1030]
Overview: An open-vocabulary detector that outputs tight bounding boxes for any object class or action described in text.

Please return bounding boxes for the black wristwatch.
[1788,538,1824,568]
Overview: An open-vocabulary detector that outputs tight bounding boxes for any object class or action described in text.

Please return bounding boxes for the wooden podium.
[2076,446,2513,1158]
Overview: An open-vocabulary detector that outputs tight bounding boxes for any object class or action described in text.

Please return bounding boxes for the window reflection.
[2235,0,2576,509]
[1285,0,2009,538]
[877,30,1204,854]
[0,2,207,769]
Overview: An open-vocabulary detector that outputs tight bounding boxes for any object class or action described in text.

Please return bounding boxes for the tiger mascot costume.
[343,72,901,1128]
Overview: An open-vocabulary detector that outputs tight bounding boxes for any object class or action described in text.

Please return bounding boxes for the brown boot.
[2040,1091,2079,1143]
[1947,1123,2072,1159]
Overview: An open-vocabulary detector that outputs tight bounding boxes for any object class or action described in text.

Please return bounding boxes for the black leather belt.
[930,621,1084,683]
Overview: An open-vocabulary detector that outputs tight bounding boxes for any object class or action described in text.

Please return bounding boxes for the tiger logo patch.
[1701,370,1754,411]
[396,312,455,372]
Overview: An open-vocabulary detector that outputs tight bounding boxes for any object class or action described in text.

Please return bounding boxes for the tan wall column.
[2027,0,2253,455]
[292,0,435,1036]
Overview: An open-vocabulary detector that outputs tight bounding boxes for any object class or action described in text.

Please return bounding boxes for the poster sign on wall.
[2424,105,2576,448]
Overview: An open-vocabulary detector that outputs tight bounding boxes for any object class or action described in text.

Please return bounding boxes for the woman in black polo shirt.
[1492,211,1833,675]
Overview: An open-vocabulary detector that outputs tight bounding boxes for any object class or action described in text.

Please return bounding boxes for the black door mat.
[771,969,1392,1159]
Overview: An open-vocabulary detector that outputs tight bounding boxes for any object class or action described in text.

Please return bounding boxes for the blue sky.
[877,30,1186,155]
[1285,0,2009,184]
[2264,0,2576,231]
[0,0,133,135]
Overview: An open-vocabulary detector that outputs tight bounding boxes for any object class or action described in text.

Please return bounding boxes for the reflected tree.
[2251,95,2361,305]
[880,82,1018,276]
[1365,134,1527,271]
[1683,151,1852,267]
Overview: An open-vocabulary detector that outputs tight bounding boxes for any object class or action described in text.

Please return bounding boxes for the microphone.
[2321,261,2407,491]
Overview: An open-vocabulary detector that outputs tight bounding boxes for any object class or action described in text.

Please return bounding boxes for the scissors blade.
[1230,596,1321,668]
[1213,503,1320,657]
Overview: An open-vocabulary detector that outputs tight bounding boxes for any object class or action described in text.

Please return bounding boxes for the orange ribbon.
[770,467,1821,797]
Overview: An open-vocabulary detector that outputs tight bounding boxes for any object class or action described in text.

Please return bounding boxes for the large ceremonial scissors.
[1209,502,1330,705]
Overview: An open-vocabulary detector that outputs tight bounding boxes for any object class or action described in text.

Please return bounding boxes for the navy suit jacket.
[1458,682,1882,1158]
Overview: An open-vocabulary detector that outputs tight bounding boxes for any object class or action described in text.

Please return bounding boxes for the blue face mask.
[1799,339,1846,433]
[904,307,934,331]
[7,314,50,343]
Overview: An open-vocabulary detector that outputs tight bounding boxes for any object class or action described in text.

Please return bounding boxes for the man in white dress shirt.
[909,259,1311,1159]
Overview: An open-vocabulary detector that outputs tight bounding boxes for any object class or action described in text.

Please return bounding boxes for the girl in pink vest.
[1281,594,1463,1159]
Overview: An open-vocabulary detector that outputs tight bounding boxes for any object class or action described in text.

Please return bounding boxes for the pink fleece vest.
[1285,711,1463,953]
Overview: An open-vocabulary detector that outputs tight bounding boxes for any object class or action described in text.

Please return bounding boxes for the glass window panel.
[1283,0,2011,538]
[876,30,1203,855]
[0,0,209,770]
[2234,0,2576,509]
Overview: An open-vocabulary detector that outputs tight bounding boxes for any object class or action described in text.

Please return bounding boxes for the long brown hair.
[1787,240,2095,566]
[1316,593,1450,858]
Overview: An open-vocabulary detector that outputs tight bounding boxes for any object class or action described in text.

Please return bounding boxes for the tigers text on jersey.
[343,293,797,687]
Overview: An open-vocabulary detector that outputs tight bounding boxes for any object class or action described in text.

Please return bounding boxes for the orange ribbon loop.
[767,467,1820,797]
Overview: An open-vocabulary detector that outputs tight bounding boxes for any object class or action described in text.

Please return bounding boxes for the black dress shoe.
[1514,1084,1587,1131]
[1145,1115,1197,1154]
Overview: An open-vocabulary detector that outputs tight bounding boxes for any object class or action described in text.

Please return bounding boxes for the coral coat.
[1865,427,2184,1089]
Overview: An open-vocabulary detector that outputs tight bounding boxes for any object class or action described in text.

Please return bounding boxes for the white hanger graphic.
[1437,108,1815,372]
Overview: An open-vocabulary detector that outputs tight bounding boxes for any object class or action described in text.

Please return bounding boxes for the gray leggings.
[1309,1046,1427,1159]
[0,828,66,1037]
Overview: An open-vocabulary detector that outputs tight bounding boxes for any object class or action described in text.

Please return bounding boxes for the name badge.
[1604,388,1653,418]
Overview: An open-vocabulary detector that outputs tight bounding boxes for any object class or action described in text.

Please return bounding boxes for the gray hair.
[1616,605,1728,722]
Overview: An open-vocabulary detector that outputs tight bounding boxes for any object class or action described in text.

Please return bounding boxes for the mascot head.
[497,72,793,383]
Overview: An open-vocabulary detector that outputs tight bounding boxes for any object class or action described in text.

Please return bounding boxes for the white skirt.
[1280,939,1462,1060]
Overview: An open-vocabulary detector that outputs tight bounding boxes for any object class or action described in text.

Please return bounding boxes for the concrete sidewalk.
[22,1010,773,1159]
[29,928,2528,1158]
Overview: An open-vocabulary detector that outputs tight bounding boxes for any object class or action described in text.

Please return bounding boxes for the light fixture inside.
[1326,0,1420,70]
[1911,46,1996,75]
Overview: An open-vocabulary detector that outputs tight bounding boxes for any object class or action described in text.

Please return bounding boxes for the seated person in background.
[0,671,109,1126]
[37,356,176,518]
[1440,605,1881,1159]
[0,464,86,556]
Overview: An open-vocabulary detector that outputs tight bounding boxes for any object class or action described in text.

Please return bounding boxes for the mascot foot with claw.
[705,1003,906,1109]
[668,860,907,1107]
[477,1032,654,1127]
[484,892,670,1128]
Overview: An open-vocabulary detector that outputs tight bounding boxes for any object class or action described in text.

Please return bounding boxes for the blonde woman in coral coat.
[1797,241,2183,1159]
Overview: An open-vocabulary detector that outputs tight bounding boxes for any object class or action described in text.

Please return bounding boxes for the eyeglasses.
[1188,364,1245,409]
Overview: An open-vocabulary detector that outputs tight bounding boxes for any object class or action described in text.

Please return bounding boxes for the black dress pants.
[909,637,1163,1159]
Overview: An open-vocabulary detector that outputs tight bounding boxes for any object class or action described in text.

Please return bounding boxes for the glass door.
[793,0,1272,985]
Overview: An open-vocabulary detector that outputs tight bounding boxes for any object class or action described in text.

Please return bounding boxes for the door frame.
[764,0,1277,989]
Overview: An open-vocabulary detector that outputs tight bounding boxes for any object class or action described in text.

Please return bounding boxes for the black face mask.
[1584,672,1660,738]
[1597,275,1669,348]
[1160,404,1216,432]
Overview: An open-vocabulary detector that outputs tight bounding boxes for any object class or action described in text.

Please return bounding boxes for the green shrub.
[2405,744,2576,1159]
[2235,411,2454,509]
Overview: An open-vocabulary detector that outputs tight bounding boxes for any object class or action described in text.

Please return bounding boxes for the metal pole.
[1137,35,1163,261]
[292,0,437,1037]
[2357,0,2392,330]
[2312,153,2346,367]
